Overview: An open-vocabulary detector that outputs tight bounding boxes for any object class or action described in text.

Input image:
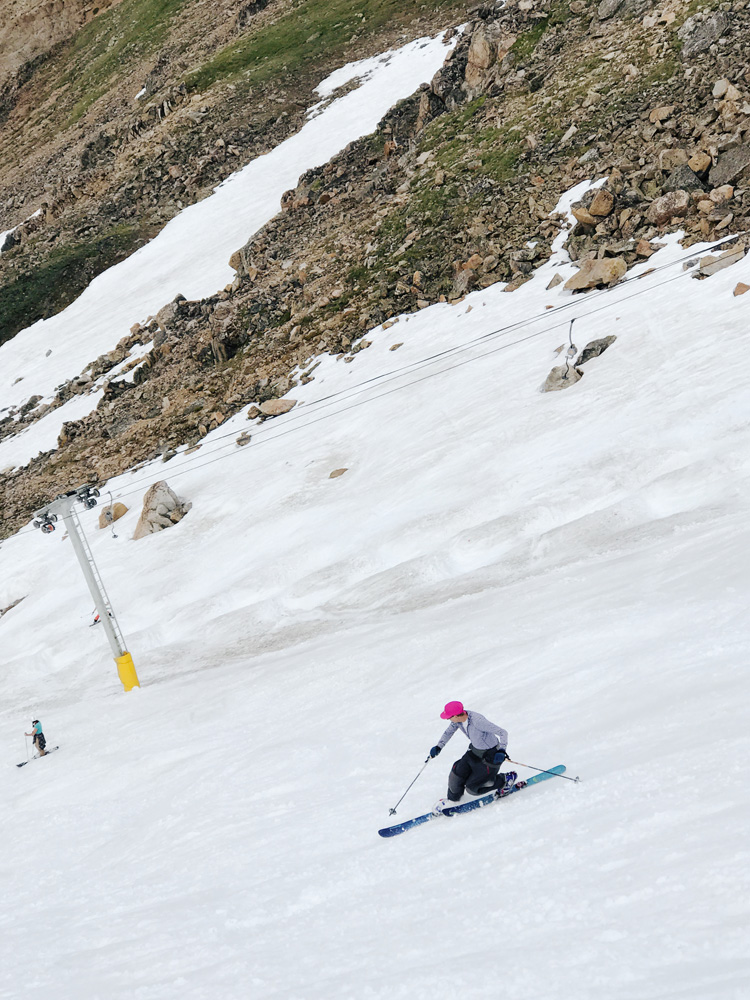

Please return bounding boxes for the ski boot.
[432,797,459,817]
[496,771,518,797]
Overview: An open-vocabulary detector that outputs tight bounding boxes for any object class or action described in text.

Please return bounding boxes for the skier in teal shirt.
[25,720,46,756]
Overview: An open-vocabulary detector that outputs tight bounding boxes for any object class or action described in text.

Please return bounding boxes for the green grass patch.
[511,2,570,62]
[68,0,191,121]
[185,0,463,93]
[0,224,149,346]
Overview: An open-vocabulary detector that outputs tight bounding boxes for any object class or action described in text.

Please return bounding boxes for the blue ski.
[378,765,566,838]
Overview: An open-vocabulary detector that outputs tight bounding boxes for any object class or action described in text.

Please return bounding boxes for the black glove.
[429,745,442,758]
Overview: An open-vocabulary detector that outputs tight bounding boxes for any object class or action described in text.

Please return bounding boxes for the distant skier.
[429,701,516,809]
[25,719,46,757]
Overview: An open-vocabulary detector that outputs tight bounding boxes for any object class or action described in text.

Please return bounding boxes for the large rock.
[564,257,627,291]
[575,335,617,365]
[697,246,746,277]
[677,12,730,59]
[541,364,583,392]
[98,502,128,529]
[258,398,297,417]
[647,190,690,226]
[588,189,615,217]
[662,164,705,193]
[708,145,750,188]
[133,481,191,540]
[464,23,516,92]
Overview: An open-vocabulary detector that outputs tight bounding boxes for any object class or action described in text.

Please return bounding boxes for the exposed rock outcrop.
[133,481,190,540]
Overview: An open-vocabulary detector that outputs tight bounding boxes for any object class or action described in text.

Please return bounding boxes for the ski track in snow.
[2,33,750,1000]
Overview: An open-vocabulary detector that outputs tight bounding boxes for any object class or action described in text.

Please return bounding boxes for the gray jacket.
[437,710,508,752]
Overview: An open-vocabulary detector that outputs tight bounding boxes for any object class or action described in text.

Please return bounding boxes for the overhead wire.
[96,230,738,498]
[2,230,742,541]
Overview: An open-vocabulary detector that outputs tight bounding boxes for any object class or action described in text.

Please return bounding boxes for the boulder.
[133,481,191,540]
[98,502,128,529]
[647,190,690,226]
[541,364,583,392]
[708,145,750,188]
[258,398,297,417]
[588,189,615,217]
[564,257,627,291]
[677,12,730,59]
[697,247,746,277]
[688,151,712,176]
[662,164,705,193]
[572,206,598,226]
[734,283,750,296]
[575,335,616,365]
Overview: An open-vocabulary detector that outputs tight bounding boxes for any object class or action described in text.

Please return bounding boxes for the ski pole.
[24,734,29,762]
[388,758,431,815]
[507,758,580,783]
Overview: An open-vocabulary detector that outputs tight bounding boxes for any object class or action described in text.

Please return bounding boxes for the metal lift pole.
[34,486,140,691]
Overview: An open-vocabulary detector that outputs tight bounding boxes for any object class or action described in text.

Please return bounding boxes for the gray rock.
[677,12,730,59]
[708,145,750,188]
[597,0,653,18]
[576,336,617,366]
[662,164,705,193]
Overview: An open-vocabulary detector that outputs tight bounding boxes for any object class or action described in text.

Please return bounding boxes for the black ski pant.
[447,745,508,801]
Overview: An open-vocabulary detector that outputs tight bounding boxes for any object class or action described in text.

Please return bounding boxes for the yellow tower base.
[115,651,140,691]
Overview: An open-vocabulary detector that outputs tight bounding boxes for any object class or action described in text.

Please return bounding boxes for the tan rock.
[572,206,597,227]
[733,282,750,296]
[636,240,655,257]
[698,247,745,276]
[389,342,403,351]
[228,250,242,271]
[465,25,494,89]
[133,481,190,541]
[564,257,627,291]
[688,151,712,175]
[709,185,734,203]
[649,105,675,123]
[98,502,128,529]
[546,273,564,289]
[589,189,615,217]
[329,468,348,479]
[463,253,484,270]
[258,398,298,417]
[541,364,583,392]
[647,190,690,226]
[658,148,689,171]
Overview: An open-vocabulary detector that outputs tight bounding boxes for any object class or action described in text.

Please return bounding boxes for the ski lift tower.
[33,485,140,692]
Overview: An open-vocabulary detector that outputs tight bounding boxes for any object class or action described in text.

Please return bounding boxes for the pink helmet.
[440,700,465,720]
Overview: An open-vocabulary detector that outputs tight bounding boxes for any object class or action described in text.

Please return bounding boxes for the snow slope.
[1,48,750,1000]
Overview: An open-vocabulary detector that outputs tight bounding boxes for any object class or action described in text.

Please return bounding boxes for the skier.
[25,719,46,757]
[429,701,516,810]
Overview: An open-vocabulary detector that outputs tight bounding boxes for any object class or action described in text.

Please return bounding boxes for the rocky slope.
[0,0,467,340]
[2,0,750,536]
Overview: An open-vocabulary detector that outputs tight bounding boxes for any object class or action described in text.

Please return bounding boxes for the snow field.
[0,42,749,1000]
